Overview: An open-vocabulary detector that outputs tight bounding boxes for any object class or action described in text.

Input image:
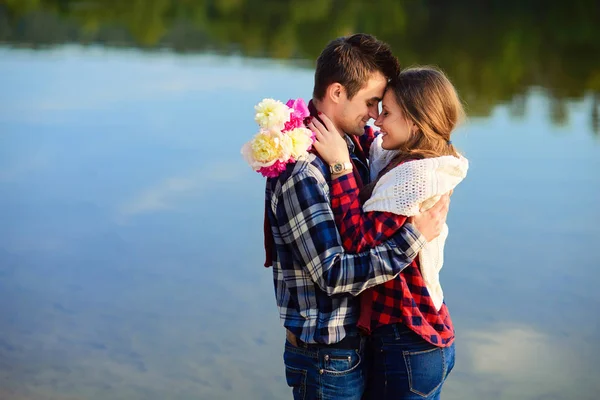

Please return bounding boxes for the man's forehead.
[357,85,385,101]
[352,91,381,104]
[360,73,387,99]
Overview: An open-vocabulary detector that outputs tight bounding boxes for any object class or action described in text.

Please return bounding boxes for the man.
[264,33,449,399]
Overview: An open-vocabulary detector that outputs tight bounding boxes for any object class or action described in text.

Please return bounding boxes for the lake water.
[1,32,599,400]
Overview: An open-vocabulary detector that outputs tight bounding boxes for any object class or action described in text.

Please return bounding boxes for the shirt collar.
[344,135,355,153]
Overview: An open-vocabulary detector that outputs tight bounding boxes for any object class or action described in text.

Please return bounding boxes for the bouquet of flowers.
[241,98,315,178]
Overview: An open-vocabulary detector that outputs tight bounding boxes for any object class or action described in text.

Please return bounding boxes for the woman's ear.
[410,121,419,136]
[326,83,345,104]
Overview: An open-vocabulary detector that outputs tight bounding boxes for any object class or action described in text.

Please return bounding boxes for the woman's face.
[374,90,415,150]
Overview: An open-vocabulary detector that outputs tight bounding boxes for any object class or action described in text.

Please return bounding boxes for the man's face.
[335,71,387,136]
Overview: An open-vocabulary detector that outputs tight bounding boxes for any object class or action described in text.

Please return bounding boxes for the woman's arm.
[309,113,423,253]
[330,172,409,253]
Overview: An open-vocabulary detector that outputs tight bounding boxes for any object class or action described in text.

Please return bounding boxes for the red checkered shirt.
[330,141,455,347]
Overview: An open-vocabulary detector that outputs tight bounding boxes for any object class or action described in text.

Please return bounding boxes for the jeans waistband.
[370,322,412,337]
[287,330,362,350]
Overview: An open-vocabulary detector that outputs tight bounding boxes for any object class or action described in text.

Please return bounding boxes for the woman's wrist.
[329,159,353,176]
[331,169,353,179]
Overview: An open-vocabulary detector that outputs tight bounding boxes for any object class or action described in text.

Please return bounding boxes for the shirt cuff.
[397,222,427,259]
[331,172,358,197]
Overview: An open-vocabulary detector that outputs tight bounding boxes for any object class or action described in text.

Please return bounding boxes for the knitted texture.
[364,136,469,310]
[368,135,399,181]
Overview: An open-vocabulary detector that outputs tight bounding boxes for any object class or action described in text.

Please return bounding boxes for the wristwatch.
[329,161,353,175]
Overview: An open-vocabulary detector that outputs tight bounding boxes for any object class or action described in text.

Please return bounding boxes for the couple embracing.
[259,33,468,400]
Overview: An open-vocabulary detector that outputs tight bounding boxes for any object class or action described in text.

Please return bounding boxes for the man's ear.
[325,82,345,104]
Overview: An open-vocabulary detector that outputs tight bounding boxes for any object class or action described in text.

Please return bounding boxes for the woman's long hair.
[361,66,466,202]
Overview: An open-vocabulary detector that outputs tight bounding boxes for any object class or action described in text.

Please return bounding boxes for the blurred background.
[0,1,599,399]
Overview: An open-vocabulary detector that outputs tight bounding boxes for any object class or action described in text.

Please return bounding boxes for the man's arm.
[275,166,424,297]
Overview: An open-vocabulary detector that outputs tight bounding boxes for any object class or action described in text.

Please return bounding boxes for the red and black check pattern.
[331,172,455,347]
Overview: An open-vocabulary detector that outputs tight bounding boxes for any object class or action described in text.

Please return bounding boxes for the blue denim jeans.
[283,337,366,400]
[363,324,455,400]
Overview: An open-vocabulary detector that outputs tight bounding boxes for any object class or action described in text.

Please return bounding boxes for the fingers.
[430,193,450,213]
[310,117,327,135]
[442,193,451,213]
[307,123,327,146]
[308,117,339,145]
[308,122,324,141]
[318,113,336,133]
[422,195,449,230]
[307,120,327,137]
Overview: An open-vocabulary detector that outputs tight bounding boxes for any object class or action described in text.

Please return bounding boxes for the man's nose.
[374,115,383,127]
[369,109,380,120]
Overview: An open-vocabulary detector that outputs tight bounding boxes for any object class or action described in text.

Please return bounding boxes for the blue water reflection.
[0,47,598,399]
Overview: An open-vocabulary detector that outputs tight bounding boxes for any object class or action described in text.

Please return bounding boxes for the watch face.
[333,163,343,173]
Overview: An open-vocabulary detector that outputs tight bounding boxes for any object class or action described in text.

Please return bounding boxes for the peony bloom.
[242,97,313,179]
[284,98,310,131]
[258,160,289,178]
[255,98,292,131]
[287,127,315,159]
[241,129,292,171]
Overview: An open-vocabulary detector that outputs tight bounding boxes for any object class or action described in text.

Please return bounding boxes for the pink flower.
[284,98,310,132]
[258,160,289,178]
[286,98,310,119]
[284,119,302,131]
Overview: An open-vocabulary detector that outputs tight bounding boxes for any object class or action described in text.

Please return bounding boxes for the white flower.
[241,129,292,170]
[254,98,292,130]
[287,127,314,159]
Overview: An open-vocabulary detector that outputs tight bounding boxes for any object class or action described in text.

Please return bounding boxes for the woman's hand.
[309,113,351,166]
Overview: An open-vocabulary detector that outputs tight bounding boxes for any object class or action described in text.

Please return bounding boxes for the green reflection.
[1,0,599,131]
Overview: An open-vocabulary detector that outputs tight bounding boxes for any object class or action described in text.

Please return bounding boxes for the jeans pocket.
[403,347,445,397]
[322,350,362,376]
[285,365,307,400]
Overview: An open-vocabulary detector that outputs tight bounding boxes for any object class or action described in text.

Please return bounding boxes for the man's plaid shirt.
[265,153,425,345]
[330,170,456,347]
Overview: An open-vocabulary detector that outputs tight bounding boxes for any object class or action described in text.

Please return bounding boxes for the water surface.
[1,2,599,399]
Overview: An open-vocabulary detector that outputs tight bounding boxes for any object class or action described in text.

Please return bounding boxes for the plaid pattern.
[331,172,456,347]
[358,125,378,157]
[265,153,424,345]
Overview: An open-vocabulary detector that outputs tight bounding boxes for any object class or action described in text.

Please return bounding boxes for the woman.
[309,66,468,399]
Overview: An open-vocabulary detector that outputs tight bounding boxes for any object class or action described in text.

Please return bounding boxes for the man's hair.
[313,33,401,101]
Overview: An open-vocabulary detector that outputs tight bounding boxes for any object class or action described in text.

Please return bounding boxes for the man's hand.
[410,194,450,242]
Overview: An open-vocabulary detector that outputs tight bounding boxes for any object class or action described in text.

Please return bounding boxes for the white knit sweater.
[364,135,469,310]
